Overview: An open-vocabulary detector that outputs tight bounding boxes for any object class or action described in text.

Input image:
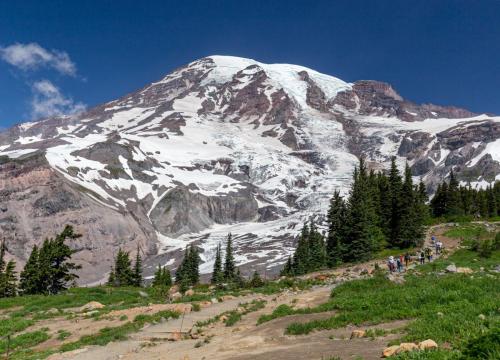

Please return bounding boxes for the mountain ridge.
[1,55,499,284]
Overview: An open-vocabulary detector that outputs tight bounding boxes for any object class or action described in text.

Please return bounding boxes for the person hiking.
[425,247,432,262]
[388,256,396,272]
[404,252,411,267]
[396,256,403,272]
[419,250,425,264]
[435,239,440,255]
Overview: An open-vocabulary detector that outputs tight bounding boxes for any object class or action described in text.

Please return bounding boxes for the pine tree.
[188,245,200,285]
[326,191,346,267]
[292,224,310,275]
[46,225,82,294]
[280,256,293,276]
[175,245,200,287]
[19,245,40,295]
[308,221,326,271]
[152,264,172,287]
[175,246,189,285]
[446,170,463,216]
[133,244,143,287]
[223,233,236,282]
[248,271,264,288]
[2,261,17,297]
[377,173,392,239]
[19,226,82,295]
[343,158,379,261]
[0,241,17,298]
[397,164,417,248]
[211,243,224,285]
[388,157,403,247]
[487,186,497,217]
[110,248,134,287]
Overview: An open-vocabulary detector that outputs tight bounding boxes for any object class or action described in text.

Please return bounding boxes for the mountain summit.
[1,55,499,283]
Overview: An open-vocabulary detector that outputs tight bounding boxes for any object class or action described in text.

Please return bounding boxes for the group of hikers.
[387,236,444,273]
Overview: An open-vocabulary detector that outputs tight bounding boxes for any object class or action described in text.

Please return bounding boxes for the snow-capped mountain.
[1,55,499,283]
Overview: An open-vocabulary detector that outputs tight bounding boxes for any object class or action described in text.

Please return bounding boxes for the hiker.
[425,247,432,262]
[419,250,425,264]
[435,239,440,255]
[436,240,442,255]
[396,256,403,273]
[404,252,411,267]
[388,256,396,272]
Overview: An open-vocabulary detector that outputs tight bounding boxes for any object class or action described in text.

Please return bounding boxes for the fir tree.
[2,260,17,297]
[397,164,417,248]
[211,242,224,285]
[388,157,403,247]
[109,248,134,287]
[188,245,200,285]
[46,225,82,294]
[175,245,200,287]
[0,241,17,298]
[248,271,264,288]
[308,221,326,271]
[280,256,293,276]
[343,158,379,261]
[445,170,463,216]
[223,233,236,282]
[133,244,143,287]
[19,245,40,295]
[326,191,346,267]
[292,224,310,275]
[152,264,172,287]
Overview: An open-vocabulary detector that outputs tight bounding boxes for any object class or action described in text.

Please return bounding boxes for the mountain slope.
[1,55,499,283]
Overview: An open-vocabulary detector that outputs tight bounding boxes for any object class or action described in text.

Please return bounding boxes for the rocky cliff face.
[1,55,499,283]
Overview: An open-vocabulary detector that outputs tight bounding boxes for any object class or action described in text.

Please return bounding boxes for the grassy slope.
[259,224,500,359]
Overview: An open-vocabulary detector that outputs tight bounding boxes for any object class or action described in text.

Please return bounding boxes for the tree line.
[282,157,428,276]
[431,171,500,220]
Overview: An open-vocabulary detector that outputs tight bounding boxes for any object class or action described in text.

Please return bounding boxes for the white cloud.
[31,79,85,119]
[0,43,76,76]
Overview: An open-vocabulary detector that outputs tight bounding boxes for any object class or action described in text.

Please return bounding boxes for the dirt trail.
[46,223,469,360]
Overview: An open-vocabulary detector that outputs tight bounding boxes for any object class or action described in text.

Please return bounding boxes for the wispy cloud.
[30,80,85,119]
[0,42,76,76]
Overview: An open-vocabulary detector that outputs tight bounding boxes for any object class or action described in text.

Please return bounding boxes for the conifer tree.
[388,157,403,246]
[2,260,17,297]
[19,245,40,295]
[308,221,326,271]
[249,271,264,288]
[446,170,463,216]
[133,244,143,287]
[152,264,172,287]
[223,233,236,282]
[280,256,293,276]
[46,225,82,294]
[326,191,346,267]
[109,248,134,287]
[0,241,17,298]
[211,243,224,285]
[175,245,200,287]
[343,158,379,261]
[397,164,417,248]
[292,224,310,275]
[188,245,200,285]
[487,186,497,217]
[19,226,82,295]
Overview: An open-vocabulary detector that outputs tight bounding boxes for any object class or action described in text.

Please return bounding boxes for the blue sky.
[1,0,499,128]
